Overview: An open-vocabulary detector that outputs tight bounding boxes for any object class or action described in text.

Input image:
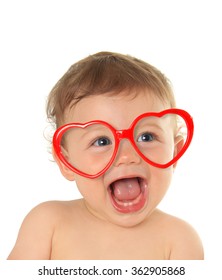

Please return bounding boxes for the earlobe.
[173,135,185,169]
[52,146,76,181]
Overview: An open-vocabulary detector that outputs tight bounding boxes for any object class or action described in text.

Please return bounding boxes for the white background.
[0,0,221,275]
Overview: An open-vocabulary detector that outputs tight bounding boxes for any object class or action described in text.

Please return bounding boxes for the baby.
[8,52,204,260]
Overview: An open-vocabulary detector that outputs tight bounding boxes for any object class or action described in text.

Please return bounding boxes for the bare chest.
[51,221,168,259]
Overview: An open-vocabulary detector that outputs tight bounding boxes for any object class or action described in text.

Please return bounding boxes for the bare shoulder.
[151,209,204,260]
[7,200,80,260]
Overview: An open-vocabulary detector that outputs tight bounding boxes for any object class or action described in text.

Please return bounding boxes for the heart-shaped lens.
[132,110,193,168]
[55,123,116,177]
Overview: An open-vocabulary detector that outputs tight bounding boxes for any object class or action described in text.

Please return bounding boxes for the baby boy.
[8,52,204,259]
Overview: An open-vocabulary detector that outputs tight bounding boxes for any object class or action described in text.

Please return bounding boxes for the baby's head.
[47,51,176,128]
[46,52,193,226]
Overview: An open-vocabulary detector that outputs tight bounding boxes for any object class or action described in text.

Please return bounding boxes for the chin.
[107,203,151,228]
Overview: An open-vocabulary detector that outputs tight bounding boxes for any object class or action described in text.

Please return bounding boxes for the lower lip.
[108,183,148,214]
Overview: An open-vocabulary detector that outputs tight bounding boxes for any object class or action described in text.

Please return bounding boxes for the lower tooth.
[123,201,133,207]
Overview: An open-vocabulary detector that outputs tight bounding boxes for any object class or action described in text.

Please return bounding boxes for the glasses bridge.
[116,129,131,140]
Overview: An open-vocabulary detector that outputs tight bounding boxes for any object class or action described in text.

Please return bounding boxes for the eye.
[137,133,155,142]
[93,137,112,146]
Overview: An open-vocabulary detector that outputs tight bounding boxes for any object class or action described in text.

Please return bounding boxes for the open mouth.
[108,177,148,213]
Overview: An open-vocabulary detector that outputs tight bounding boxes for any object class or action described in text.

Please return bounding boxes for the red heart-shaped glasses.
[53,108,194,178]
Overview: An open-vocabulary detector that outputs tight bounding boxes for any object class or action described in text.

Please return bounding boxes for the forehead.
[65,90,170,128]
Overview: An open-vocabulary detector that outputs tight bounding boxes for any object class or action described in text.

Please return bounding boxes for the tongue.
[112,178,141,201]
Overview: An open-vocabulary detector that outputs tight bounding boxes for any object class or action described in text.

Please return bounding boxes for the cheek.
[74,176,105,203]
[149,167,173,200]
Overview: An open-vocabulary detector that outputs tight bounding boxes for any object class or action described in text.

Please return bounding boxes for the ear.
[52,146,76,181]
[173,135,185,169]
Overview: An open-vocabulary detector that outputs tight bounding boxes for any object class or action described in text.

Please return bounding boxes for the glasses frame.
[53,108,194,179]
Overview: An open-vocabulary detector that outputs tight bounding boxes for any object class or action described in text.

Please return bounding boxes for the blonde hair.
[46,51,176,128]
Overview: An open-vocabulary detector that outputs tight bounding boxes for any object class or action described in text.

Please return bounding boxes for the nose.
[113,139,141,167]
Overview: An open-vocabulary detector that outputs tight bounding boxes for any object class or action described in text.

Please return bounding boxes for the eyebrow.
[135,120,168,134]
[73,125,113,142]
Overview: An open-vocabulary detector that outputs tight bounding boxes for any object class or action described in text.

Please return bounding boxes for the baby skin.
[8,91,204,260]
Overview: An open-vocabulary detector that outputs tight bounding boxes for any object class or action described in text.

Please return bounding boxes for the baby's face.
[59,90,180,227]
